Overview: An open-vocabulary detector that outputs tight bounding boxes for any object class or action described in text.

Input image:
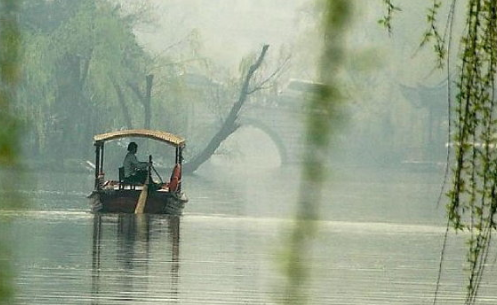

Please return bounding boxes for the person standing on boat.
[123,142,148,184]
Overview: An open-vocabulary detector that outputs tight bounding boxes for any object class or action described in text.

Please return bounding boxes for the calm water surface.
[2,165,497,304]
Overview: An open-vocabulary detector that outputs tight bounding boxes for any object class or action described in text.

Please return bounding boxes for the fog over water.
[6,165,497,304]
[2,0,493,304]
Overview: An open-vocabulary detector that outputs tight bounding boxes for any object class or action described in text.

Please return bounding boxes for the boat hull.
[88,189,187,215]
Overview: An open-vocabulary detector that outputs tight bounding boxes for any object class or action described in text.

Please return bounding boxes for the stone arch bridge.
[238,101,306,164]
[187,79,321,165]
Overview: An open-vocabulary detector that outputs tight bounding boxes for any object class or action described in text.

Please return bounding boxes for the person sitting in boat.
[123,142,149,184]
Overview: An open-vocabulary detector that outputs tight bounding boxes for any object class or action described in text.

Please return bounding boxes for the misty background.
[5,1,493,304]
[14,0,458,173]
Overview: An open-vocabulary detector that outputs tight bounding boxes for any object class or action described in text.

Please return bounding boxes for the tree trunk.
[183,45,269,174]
[128,74,154,129]
[111,79,133,129]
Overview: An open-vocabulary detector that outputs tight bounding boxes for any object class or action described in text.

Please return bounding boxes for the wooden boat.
[88,129,188,214]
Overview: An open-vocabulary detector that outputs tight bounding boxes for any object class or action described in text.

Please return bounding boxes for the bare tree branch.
[246,85,272,95]
[151,31,201,62]
[183,44,270,174]
[253,53,291,91]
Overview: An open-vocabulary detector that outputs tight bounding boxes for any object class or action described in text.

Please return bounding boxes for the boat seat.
[118,166,138,190]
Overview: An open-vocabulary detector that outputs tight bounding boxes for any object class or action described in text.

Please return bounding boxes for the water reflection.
[13,168,497,304]
[91,214,102,304]
[91,214,180,304]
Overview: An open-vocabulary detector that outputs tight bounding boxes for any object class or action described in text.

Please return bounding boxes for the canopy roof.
[94,129,185,147]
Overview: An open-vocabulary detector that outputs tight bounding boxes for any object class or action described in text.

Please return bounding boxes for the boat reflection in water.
[91,214,180,304]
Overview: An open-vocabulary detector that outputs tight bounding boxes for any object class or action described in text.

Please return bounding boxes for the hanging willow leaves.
[378,0,401,35]
[448,1,497,303]
[382,1,497,304]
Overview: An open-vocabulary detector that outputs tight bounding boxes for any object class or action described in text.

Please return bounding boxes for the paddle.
[135,155,152,214]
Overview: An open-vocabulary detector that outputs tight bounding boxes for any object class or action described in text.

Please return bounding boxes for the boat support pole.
[94,143,101,189]
[100,143,105,176]
[176,147,183,192]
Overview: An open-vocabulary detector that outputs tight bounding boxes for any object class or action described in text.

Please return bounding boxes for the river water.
[2,164,497,304]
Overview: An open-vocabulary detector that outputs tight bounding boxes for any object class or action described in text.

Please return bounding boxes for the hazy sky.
[132,1,460,88]
[136,0,309,69]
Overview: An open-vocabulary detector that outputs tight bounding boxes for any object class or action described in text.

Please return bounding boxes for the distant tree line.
[18,0,144,165]
[14,0,446,172]
[14,0,235,170]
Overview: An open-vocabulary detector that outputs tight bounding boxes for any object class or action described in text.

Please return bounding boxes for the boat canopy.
[94,129,185,148]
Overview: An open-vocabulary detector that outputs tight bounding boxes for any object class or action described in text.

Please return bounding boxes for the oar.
[135,155,152,214]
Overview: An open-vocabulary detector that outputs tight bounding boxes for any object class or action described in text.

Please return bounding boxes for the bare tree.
[183,44,270,174]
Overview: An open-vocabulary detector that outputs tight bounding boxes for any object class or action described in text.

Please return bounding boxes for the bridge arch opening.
[210,126,283,169]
